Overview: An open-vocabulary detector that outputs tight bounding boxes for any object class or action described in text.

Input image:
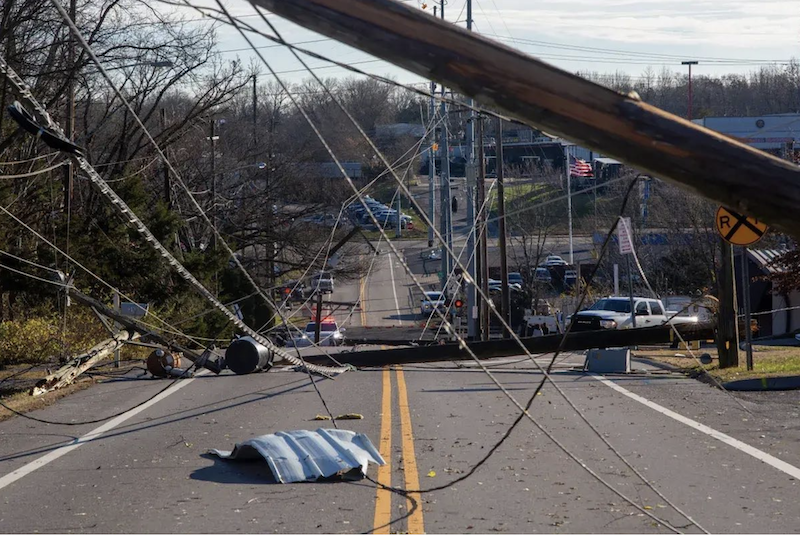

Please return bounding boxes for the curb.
[722,376,800,391]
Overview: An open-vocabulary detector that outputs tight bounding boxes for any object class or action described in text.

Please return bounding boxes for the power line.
[46,0,348,375]
[231,5,704,528]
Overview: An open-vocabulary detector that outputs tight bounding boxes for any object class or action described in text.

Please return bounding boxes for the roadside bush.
[0,318,62,367]
[0,307,110,368]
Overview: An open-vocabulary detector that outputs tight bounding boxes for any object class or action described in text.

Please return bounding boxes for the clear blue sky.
[175,0,800,85]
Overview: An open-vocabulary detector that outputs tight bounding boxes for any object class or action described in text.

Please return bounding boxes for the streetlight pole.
[681,60,699,120]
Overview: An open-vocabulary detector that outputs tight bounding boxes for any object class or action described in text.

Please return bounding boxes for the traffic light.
[454,299,464,308]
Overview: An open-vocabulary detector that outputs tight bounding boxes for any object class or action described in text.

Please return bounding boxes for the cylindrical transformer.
[146,349,182,378]
[225,336,274,374]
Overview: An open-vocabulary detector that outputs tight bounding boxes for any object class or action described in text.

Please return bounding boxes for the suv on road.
[311,271,335,294]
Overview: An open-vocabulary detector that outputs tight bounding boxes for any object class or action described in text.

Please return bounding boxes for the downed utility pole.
[31,330,140,396]
[67,288,224,374]
[250,0,800,241]
[307,322,717,367]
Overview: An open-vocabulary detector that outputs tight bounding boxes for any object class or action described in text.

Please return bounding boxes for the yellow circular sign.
[715,206,768,246]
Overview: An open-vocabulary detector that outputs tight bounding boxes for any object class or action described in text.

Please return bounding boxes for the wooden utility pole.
[32,330,139,396]
[210,119,218,251]
[63,0,76,214]
[496,117,510,334]
[67,288,222,373]
[160,108,172,208]
[741,247,754,370]
[477,116,490,340]
[251,0,800,241]
[314,290,323,344]
[717,240,739,368]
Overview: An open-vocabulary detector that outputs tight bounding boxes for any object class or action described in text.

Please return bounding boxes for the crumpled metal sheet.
[209,428,385,483]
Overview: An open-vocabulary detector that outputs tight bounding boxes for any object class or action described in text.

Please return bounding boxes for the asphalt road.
[1,249,800,533]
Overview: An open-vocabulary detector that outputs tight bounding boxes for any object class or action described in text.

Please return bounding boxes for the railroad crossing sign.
[715,206,768,246]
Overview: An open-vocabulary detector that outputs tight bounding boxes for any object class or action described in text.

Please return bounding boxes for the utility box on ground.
[585,348,631,373]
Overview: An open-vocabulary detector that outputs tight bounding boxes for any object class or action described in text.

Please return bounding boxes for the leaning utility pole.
[255,0,800,241]
[464,0,478,339]
[496,117,510,333]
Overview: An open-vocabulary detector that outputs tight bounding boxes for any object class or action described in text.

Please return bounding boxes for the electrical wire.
[0,161,67,179]
[0,355,203,426]
[223,6,703,529]
[37,4,348,376]
[0,249,63,273]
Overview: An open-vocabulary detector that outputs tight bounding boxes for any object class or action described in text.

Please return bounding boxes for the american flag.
[569,155,594,178]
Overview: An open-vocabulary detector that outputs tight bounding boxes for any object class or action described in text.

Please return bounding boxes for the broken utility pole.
[67,288,224,373]
[31,330,140,396]
[309,322,717,367]
[249,0,800,241]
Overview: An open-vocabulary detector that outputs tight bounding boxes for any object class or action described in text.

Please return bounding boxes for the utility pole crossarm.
[249,0,800,239]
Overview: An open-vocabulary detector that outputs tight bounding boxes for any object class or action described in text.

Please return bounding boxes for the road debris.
[209,428,384,483]
[336,413,364,420]
[312,413,363,421]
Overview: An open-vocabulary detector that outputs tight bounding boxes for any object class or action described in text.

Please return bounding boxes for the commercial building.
[692,114,800,161]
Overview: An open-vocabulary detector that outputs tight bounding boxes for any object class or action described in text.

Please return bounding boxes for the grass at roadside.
[634,345,800,383]
[0,359,145,423]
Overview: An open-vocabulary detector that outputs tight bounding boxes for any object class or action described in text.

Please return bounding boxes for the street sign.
[617,217,634,255]
[120,302,149,317]
[715,206,768,246]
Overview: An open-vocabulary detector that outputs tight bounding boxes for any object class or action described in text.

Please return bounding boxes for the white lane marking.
[388,254,402,326]
[0,370,209,491]
[592,374,800,480]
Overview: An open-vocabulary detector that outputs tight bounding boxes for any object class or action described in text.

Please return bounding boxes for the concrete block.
[585,348,631,373]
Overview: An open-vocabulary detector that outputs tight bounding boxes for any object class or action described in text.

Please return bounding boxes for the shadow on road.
[385,313,419,321]
[191,453,279,484]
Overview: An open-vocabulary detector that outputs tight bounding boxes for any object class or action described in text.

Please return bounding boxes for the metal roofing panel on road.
[209,428,384,483]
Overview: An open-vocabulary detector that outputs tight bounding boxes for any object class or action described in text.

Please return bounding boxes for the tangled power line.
[0,0,761,531]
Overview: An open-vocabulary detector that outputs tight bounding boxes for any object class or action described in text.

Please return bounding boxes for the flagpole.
[565,143,573,264]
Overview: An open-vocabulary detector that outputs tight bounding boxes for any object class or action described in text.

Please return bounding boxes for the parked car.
[563,269,578,287]
[507,272,524,286]
[290,319,346,347]
[542,255,568,267]
[488,278,522,291]
[533,267,552,283]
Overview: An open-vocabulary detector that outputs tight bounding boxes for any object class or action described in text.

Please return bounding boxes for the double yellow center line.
[373,367,425,534]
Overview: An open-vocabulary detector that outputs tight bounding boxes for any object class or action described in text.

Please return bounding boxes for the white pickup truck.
[569,297,698,331]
